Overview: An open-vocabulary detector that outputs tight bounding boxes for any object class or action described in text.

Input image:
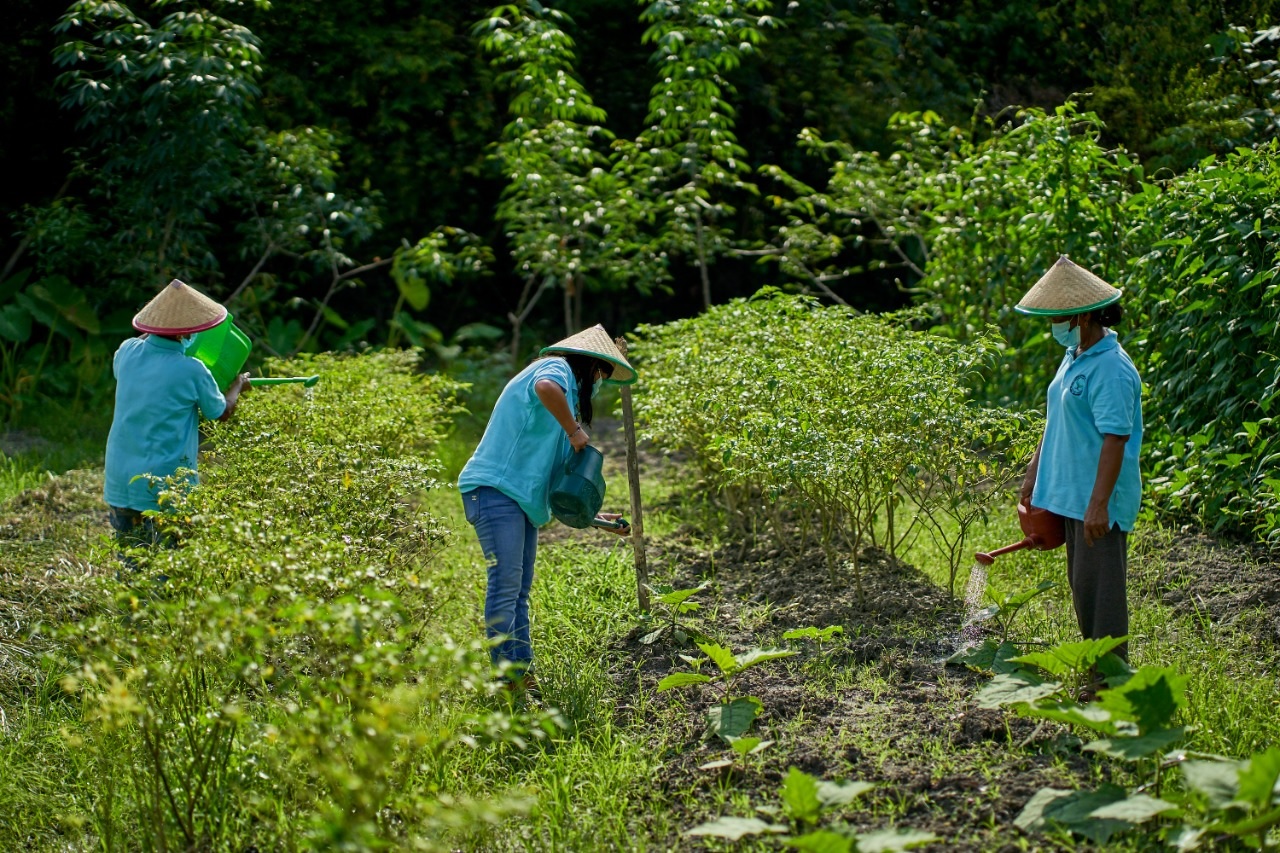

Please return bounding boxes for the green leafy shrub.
[49,351,544,851]
[633,289,1035,595]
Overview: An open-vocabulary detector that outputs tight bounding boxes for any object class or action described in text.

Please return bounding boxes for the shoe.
[497,670,542,701]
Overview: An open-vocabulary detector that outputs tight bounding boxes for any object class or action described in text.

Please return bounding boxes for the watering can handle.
[248,375,320,388]
[591,517,629,531]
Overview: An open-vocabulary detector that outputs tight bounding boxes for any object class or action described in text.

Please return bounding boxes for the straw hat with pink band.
[539,324,637,385]
[132,279,228,335]
[1014,255,1122,317]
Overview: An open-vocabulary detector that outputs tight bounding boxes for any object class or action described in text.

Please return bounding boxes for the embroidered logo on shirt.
[1069,375,1087,396]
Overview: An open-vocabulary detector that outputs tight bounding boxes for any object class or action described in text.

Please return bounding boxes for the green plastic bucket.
[550,446,607,529]
[187,315,251,391]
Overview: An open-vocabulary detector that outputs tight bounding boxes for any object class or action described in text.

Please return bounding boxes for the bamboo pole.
[615,336,650,612]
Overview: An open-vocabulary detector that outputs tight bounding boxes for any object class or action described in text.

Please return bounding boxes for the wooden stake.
[615,336,650,612]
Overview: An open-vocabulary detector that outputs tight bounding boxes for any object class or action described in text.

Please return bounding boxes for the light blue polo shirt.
[458,357,577,526]
[1032,330,1143,530]
[103,335,227,511]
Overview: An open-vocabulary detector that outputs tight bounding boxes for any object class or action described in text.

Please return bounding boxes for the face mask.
[591,377,603,399]
[1051,321,1080,349]
[180,335,196,352]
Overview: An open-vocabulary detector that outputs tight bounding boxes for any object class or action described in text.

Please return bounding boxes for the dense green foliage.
[632,290,1038,593]
[8,352,572,848]
[5,0,1280,539]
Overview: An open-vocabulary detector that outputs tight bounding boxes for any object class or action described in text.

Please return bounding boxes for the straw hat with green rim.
[540,324,636,385]
[1014,255,1122,317]
[133,279,228,335]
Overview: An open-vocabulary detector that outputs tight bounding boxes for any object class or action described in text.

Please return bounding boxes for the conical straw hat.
[540,324,636,385]
[132,279,228,334]
[1014,255,1122,316]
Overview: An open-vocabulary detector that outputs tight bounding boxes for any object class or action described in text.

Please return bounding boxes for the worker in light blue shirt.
[1015,256,1143,681]
[458,325,635,697]
[104,280,250,550]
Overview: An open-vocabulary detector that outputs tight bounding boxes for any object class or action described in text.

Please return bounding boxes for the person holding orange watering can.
[1015,256,1143,686]
[103,279,250,551]
[457,325,634,698]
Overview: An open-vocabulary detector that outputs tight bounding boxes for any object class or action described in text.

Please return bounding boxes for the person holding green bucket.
[103,279,251,553]
[458,325,635,698]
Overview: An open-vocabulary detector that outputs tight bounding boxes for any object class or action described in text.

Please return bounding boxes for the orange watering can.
[974,502,1065,565]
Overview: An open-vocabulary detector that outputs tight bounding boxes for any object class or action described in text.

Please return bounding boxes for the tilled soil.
[598,532,1106,851]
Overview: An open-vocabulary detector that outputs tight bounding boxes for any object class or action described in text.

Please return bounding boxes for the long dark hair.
[540,353,614,426]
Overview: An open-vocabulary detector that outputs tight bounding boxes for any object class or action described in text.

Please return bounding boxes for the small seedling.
[657,640,798,741]
[640,581,710,646]
[698,735,774,772]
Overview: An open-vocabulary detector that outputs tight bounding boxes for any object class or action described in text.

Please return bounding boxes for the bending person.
[458,325,635,696]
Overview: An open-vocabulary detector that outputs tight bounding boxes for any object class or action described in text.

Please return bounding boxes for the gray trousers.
[1063,518,1129,661]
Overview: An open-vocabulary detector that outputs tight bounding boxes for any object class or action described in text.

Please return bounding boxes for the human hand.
[569,423,590,452]
[596,513,630,536]
[1083,502,1109,546]
[1019,478,1035,506]
[235,372,252,392]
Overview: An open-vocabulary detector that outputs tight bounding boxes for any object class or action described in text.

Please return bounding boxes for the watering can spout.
[973,502,1066,565]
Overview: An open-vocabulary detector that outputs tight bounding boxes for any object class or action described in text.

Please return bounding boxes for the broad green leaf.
[656,672,711,691]
[696,640,738,674]
[1088,793,1180,823]
[1083,726,1190,761]
[785,829,852,852]
[1232,746,1280,810]
[998,580,1056,609]
[733,647,799,672]
[707,697,760,740]
[1015,784,1131,843]
[656,582,708,607]
[639,627,667,645]
[393,270,431,311]
[854,827,939,852]
[780,766,822,825]
[1010,636,1129,678]
[948,639,1024,673]
[0,304,32,343]
[29,276,100,334]
[728,735,772,757]
[685,816,786,840]
[1016,700,1117,735]
[975,672,1060,709]
[1097,665,1188,733]
[817,779,874,807]
[1182,759,1244,809]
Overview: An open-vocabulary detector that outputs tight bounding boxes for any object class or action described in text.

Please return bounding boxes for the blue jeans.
[462,487,538,670]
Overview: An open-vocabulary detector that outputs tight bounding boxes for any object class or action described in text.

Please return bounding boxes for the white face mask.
[1051,321,1080,349]
[591,377,603,399]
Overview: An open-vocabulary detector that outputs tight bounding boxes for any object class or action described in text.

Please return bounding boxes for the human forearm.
[1084,434,1128,542]
[1020,441,1043,503]
[218,373,251,421]
[535,378,588,450]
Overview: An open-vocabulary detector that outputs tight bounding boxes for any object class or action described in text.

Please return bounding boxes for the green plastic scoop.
[248,375,320,388]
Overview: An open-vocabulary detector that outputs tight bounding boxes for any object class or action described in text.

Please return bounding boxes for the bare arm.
[1020,440,1043,505]
[534,377,588,451]
[1084,433,1128,545]
[218,373,251,422]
